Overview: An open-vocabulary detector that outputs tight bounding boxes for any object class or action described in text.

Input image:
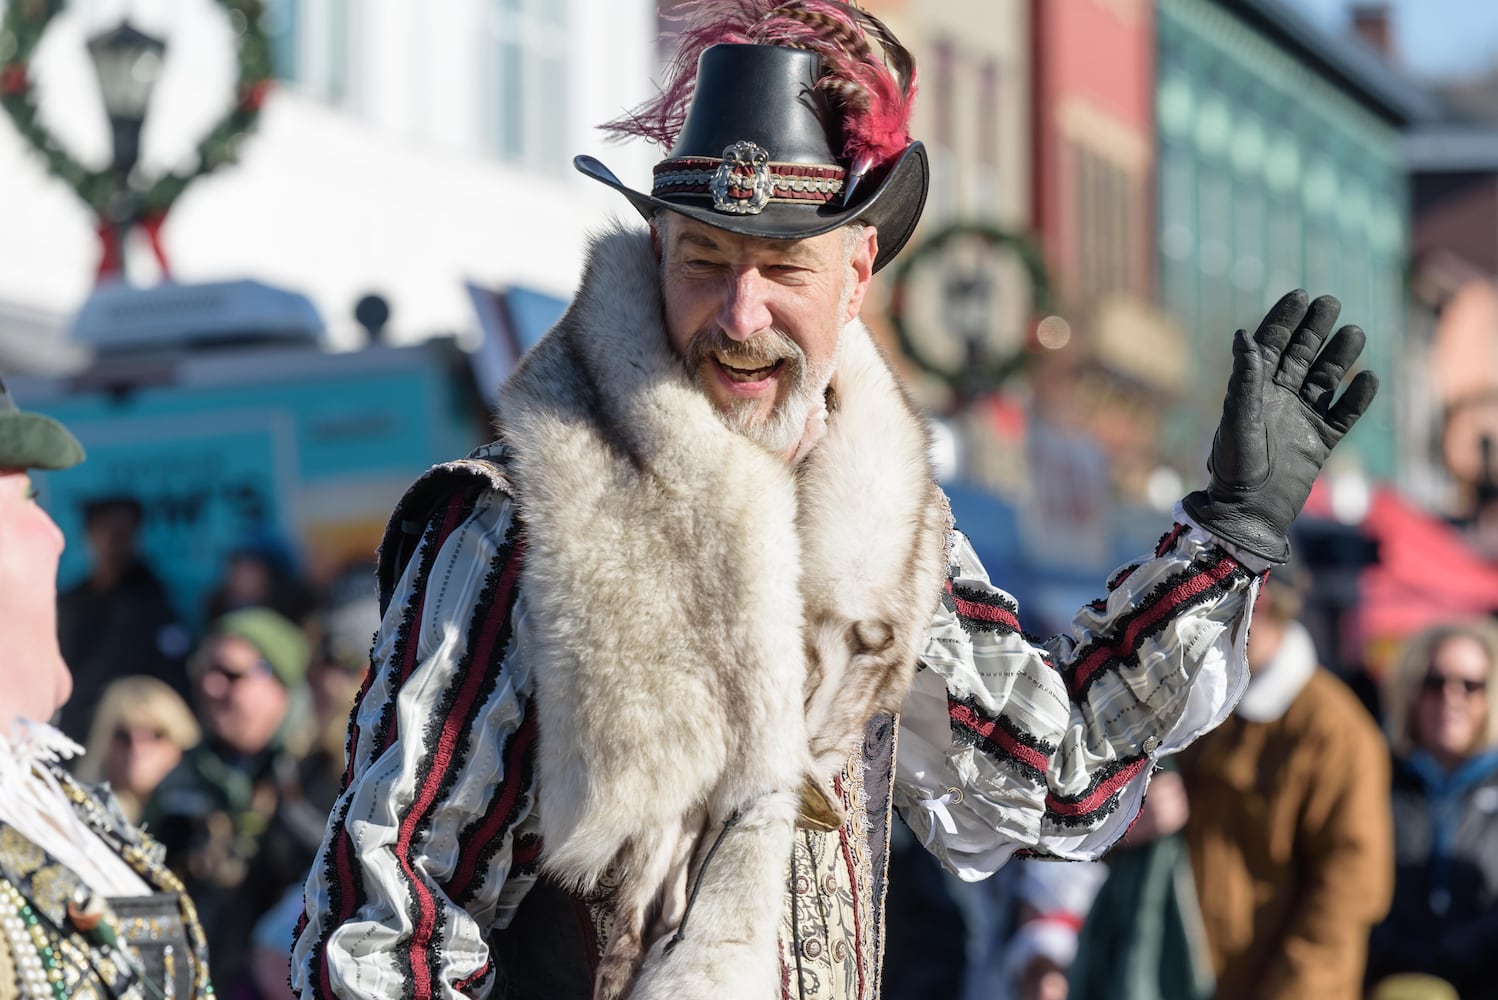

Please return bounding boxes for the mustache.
[684,327,804,372]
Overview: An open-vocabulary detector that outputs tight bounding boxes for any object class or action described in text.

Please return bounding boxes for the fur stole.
[496,226,947,999]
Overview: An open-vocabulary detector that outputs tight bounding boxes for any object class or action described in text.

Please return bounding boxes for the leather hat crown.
[576,42,928,272]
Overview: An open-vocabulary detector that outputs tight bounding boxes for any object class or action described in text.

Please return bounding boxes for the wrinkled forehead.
[660,213,847,263]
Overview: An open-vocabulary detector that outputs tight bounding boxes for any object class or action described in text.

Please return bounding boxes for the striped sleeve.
[894,507,1263,878]
[290,487,539,1000]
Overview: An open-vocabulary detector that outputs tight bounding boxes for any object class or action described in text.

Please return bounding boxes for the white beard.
[714,360,831,455]
[683,268,852,457]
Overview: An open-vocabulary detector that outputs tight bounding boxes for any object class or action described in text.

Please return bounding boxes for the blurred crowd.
[46,474,1498,1000]
[51,494,379,999]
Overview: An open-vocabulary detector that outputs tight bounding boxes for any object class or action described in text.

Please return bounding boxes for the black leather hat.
[576,44,928,272]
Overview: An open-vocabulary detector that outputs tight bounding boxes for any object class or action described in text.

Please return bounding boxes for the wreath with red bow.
[0,0,272,277]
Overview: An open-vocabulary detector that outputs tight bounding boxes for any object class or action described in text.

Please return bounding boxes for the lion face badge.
[710,140,774,215]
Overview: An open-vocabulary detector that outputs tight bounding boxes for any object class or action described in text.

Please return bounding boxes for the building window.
[933,37,955,149]
[326,0,352,104]
[978,58,1000,169]
[265,0,301,83]
[1072,143,1131,304]
[1232,184,1266,322]
[975,57,1001,216]
[484,0,569,170]
[263,0,357,107]
[1159,146,1198,330]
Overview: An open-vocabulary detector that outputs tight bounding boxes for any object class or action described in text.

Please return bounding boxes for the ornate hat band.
[652,140,846,215]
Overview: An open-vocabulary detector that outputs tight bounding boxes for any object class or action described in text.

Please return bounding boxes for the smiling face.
[193,633,289,755]
[0,470,72,724]
[107,719,185,799]
[657,215,877,457]
[1414,633,1492,768]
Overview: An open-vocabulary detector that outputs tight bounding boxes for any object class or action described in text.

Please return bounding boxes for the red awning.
[1307,486,1498,652]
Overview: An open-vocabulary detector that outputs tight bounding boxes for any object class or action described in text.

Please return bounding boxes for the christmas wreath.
[0,0,272,275]
[887,221,1054,405]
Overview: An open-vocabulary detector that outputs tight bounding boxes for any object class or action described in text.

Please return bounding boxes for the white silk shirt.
[290,485,1263,999]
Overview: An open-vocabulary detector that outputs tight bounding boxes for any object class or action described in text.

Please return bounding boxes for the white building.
[0,0,659,363]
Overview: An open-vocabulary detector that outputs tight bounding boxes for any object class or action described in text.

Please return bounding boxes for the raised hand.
[1182,290,1380,563]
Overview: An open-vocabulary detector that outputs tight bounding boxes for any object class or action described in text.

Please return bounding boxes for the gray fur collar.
[496,225,947,998]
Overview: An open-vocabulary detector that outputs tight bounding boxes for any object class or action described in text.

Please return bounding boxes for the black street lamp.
[86,20,166,278]
[940,266,996,409]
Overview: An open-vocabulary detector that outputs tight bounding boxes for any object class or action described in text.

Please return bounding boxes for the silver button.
[1142,736,1160,755]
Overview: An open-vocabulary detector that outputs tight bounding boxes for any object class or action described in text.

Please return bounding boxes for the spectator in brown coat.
[1176,563,1394,999]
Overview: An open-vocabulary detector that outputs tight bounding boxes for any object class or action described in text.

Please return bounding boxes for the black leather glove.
[1183,290,1380,563]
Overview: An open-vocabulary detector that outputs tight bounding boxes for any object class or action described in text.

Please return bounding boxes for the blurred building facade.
[1153,0,1432,481]
[0,0,658,357]
[856,0,1038,488]
[865,0,1032,234]
[1029,0,1187,507]
[1402,48,1498,531]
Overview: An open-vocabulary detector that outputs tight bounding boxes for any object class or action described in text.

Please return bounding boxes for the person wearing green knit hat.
[206,607,312,692]
[0,376,216,999]
[146,604,317,990]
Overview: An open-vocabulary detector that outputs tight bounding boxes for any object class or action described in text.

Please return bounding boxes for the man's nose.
[717,270,772,341]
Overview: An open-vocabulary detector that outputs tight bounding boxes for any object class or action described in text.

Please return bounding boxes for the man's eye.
[25,485,40,502]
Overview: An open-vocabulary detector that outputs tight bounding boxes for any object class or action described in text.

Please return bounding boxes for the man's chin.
[721,401,808,455]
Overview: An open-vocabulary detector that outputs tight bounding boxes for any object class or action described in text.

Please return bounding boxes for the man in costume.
[290,3,1379,998]
[0,377,214,1000]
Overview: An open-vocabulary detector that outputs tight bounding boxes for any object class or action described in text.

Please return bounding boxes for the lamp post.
[940,266,996,410]
[86,21,166,281]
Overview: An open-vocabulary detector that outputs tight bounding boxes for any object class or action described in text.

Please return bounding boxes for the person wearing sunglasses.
[0,376,215,998]
[1368,618,1498,998]
[144,606,315,995]
[76,675,201,824]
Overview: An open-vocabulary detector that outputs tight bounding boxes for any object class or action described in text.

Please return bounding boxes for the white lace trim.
[0,717,151,898]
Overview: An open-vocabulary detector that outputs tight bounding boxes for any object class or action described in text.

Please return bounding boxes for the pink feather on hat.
[604,0,917,184]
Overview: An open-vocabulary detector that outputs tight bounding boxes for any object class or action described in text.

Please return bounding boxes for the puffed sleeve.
[895,509,1265,878]
[291,487,539,1000]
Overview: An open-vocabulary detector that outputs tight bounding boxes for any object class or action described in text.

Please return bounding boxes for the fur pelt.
[496,225,947,999]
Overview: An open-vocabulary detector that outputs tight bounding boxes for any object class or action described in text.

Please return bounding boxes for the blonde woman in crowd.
[76,676,200,824]
[1367,618,1498,999]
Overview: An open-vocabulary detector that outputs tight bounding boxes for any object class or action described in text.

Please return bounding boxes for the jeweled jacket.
[290,227,1265,1000]
[0,756,213,1000]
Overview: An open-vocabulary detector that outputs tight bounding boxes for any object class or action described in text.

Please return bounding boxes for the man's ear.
[843,226,878,323]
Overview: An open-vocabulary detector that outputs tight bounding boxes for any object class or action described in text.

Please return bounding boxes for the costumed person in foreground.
[290,3,1380,998]
[0,377,214,1000]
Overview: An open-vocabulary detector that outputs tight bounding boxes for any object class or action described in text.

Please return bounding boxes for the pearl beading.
[0,879,67,1000]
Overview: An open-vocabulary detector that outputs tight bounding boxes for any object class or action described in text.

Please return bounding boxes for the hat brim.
[575,142,928,273]
[0,412,85,471]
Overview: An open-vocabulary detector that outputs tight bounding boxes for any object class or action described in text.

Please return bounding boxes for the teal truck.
[10,277,565,631]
